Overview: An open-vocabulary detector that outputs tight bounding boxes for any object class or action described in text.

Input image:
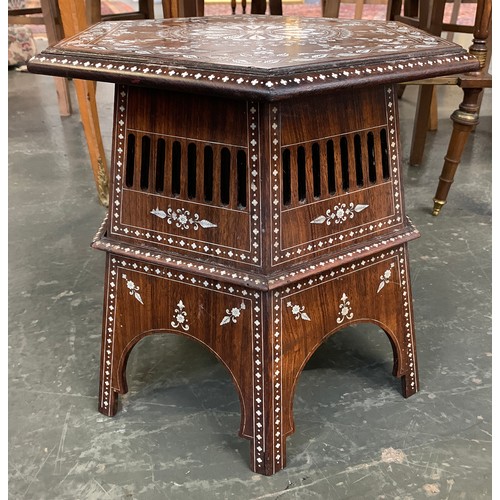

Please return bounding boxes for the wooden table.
[28,16,477,476]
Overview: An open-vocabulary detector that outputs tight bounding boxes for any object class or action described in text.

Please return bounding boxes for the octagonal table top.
[28,15,478,100]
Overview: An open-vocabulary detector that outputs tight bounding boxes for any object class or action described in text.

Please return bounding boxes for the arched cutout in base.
[285,319,408,439]
[101,328,250,440]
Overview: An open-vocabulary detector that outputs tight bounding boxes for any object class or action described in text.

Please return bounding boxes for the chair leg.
[323,0,340,18]
[428,87,438,131]
[162,0,179,17]
[432,87,482,216]
[72,79,110,206]
[386,0,400,20]
[138,0,155,18]
[409,84,435,166]
[87,0,155,24]
[354,0,364,19]
[251,0,267,14]
[58,0,109,206]
[86,0,102,24]
[269,0,283,15]
[41,0,72,116]
[52,77,72,117]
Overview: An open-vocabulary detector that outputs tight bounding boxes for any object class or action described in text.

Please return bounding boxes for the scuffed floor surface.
[8,47,491,499]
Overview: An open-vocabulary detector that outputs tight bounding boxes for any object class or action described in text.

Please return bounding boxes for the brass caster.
[432,199,446,216]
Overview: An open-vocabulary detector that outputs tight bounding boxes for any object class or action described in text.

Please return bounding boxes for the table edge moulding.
[27,15,478,476]
[28,16,479,100]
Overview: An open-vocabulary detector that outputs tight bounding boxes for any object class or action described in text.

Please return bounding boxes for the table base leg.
[96,242,418,474]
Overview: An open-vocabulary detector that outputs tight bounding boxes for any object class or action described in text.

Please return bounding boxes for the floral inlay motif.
[311,203,369,225]
[336,293,354,324]
[286,301,311,321]
[220,302,246,326]
[59,17,454,70]
[171,300,190,331]
[377,262,396,293]
[151,207,217,230]
[122,274,144,305]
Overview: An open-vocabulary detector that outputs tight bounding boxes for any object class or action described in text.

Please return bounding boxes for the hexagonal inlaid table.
[28,15,478,475]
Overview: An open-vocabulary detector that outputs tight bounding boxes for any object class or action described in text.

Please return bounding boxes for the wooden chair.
[430,0,491,215]
[161,0,281,16]
[387,0,477,166]
[8,0,71,117]
[387,0,491,215]
[162,0,204,17]
[231,0,247,14]
[55,0,156,207]
[86,0,154,23]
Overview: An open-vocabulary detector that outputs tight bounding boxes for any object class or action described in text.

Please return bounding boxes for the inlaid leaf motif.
[354,204,369,212]
[134,292,144,305]
[311,215,327,224]
[377,265,395,294]
[122,274,144,305]
[150,208,167,219]
[220,316,232,326]
[287,302,311,321]
[220,302,246,326]
[199,219,218,229]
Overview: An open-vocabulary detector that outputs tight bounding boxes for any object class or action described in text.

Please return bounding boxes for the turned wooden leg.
[432,87,482,216]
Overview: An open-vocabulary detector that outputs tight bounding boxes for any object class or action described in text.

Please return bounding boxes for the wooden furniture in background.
[387,0,477,167]
[53,0,157,207]
[8,0,71,117]
[250,0,282,14]
[322,0,388,19]
[430,0,491,215]
[231,0,247,14]
[387,0,491,215]
[57,0,110,206]
[161,0,204,17]
[28,16,478,475]
[161,0,281,16]
[86,0,154,23]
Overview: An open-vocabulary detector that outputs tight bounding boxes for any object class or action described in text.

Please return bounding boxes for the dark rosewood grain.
[29,16,476,476]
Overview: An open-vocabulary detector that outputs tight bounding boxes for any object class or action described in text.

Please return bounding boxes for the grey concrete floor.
[8,42,492,499]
